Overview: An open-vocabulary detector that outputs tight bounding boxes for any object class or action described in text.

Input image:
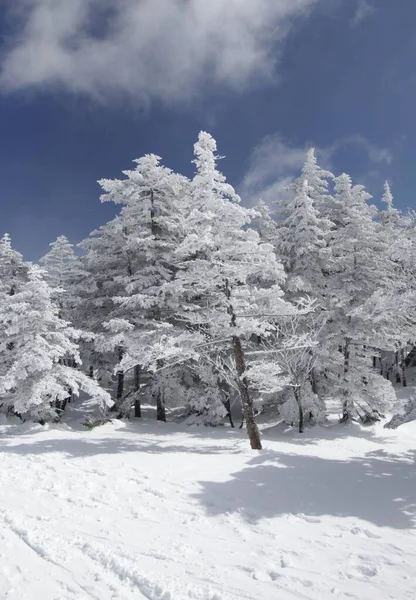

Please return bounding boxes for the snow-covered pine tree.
[0,234,29,395]
[40,235,86,341]
[276,174,333,301]
[0,233,27,296]
[77,217,136,407]
[270,151,334,425]
[0,264,112,422]
[163,131,294,449]
[296,148,335,219]
[380,181,402,228]
[377,182,416,385]
[40,235,80,288]
[320,173,402,422]
[252,199,279,246]
[96,154,192,420]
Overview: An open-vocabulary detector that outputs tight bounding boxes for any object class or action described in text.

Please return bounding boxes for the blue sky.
[0,0,414,260]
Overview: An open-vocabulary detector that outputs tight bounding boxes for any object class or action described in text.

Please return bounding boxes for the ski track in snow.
[0,417,416,600]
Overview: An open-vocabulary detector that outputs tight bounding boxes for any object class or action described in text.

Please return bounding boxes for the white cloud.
[0,0,319,105]
[240,133,392,205]
[240,134,308,205]
[352,0,375,27]
[323,133,393,165]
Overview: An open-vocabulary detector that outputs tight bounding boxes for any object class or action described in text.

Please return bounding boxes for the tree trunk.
[293,387,304,433]
[224,278,261,449]
[340,397,354,423]
[310,367,318,395]
[116,347,125,401]
[395,351,401,383]
[401,348,407,387]
[341,339,353,423]
[223,395,234,428]
[343,339,350,375]
[156,390,166,422]
[134,365,141,418]
[116,369,124,401]
[232,335,262,450]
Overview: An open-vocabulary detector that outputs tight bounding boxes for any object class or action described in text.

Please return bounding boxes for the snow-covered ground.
[0,408,415,600]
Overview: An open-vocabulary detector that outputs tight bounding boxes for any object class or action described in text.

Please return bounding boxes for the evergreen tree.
[0,233,27,295]
[96,154,191,419]
[0,264,112,422]
[164,131,293,449]
[320,174,401,421]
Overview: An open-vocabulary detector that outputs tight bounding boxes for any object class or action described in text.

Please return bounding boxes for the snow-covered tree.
[96,154,191,420]
[40,235,80,288]
[161,131,295,449]
[380,181,402,227]
[77,214,147,409]
[277,175,333,301]
[0,233,27,296]
[318,174,404,421]
[0,265,112,422]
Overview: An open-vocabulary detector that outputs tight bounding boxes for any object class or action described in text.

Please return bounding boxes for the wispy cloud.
[0,0,319,106]
[325,134,393,166]
[240,133,392,205]
[352,0,376,27]
[240,134,309,205]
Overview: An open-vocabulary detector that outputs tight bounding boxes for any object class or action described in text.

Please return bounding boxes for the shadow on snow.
[194,448,416,530]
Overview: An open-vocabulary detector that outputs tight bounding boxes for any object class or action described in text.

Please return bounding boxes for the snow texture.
[0,405,415,600]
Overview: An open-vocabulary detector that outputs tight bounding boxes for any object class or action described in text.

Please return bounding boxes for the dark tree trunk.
[232,335,262,450]
[405,346,416,367]
[134,365,141,418]
[110,348,126,417]
[401,348,407,387]
[341,399,354,423]
[116,347,125,401]
[343,339,350,376]
[223,278,261,449]
[340,339,353,423]
[293,387,304,433]
[156,390,166,422]
[116,369,124,401]
[223,396,234,428]
[395,351,401,383]
[310,367,318,395]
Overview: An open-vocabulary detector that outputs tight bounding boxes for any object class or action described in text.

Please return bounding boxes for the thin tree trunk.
[156,389,166,422]
[341,339,352,423]
[224,278,261,449]
[116,347,125,401]
[310,367,318,395]
[395,351,401,383]
[223,396,234,428]
[343,339,350,375]
[293,387,304,433]
[232,335,262,450]
[134,365,141,418]
[116,369,124,401]
[111,348,125,416]
[401,348,407,387]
